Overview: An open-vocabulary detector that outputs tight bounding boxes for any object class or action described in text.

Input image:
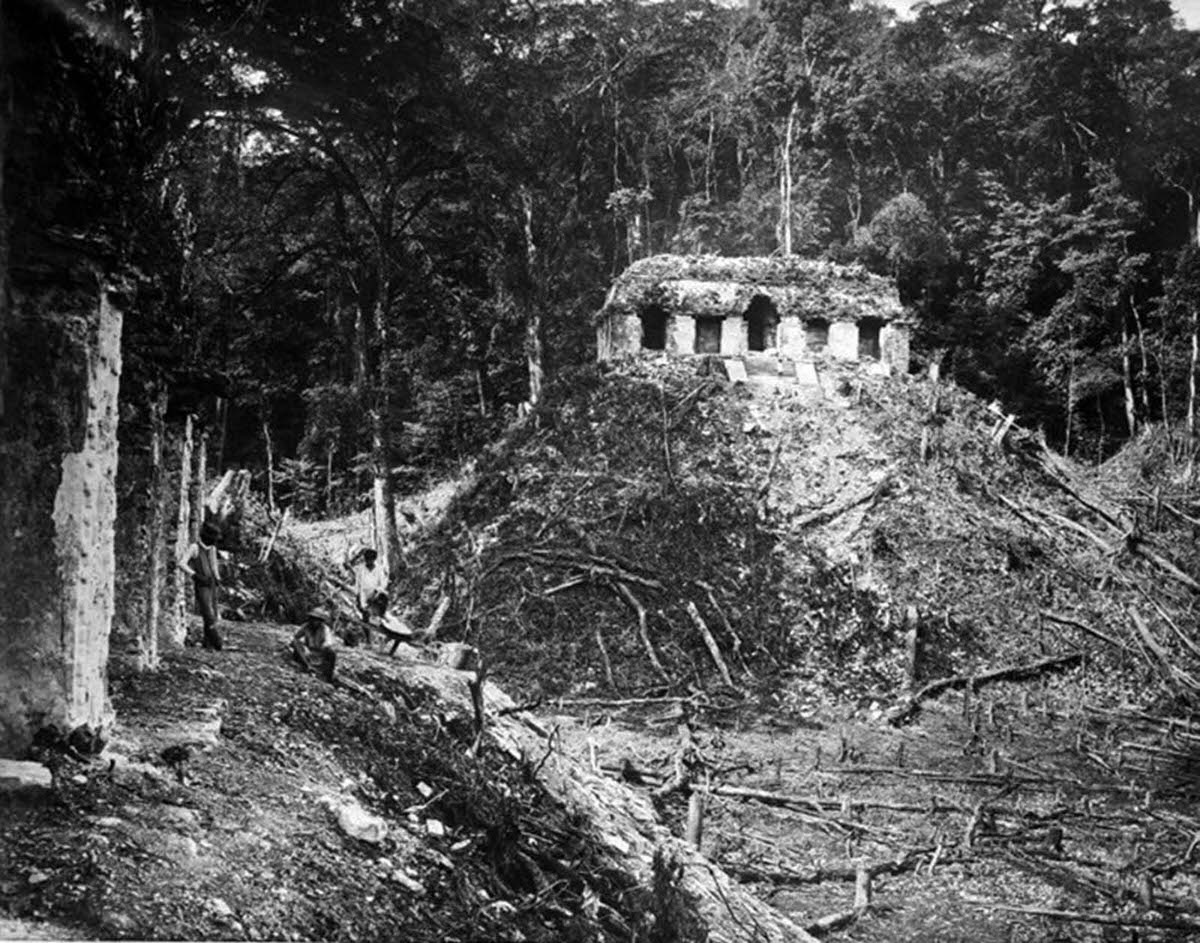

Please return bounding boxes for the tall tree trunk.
[370,393,402,584]
[166,415,194,649]
[845,148,864,237]
[1156,341,1172,441]
[704,112,715,202]
[1187,188,1198,249]
[1120,311,1137,437]
[140,387,167,671]
[367,272,402,584]
[520,188,544,407]
[779,101,797,256]
[1131,297,1153,422]
[262,414,276,515]
[1188,306,1198,443]
[1190,190,1199,469]
[325,439,335,514]
[1064,352,1074,459]
[475,366,488,417]
[214,395,228,474]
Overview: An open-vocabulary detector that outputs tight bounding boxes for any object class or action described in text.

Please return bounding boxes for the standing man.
[179,521,223,650]
[346,546,388,643]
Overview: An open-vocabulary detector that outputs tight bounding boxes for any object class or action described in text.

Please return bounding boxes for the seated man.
[291,609,337,683]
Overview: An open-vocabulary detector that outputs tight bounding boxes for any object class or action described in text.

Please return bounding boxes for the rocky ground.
[0,623,681,943]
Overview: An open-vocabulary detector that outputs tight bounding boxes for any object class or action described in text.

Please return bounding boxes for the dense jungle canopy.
[6,0,1200,515]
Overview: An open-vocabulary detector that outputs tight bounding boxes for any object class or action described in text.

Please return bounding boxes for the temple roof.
[599,254,907,324]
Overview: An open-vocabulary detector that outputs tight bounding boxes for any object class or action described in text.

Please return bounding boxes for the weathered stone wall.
[881,323,911,375]
[596,313,640,361]
[828,320,859,360]
[0,285,122,755]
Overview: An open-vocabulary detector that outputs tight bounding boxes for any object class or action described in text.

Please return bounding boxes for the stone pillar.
[777,317,807,360]
[0,283,122,755]
[828,321,859,361]
[623,314,644,355]
[720,316,744,357]
[671,315,694,355]
[880,322,911,374]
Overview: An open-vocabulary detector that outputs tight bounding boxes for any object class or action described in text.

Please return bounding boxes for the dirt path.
[1,624,454,942]
[0,622,671,943]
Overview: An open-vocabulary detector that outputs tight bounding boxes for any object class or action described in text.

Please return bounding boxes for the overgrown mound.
[405,360,1197,710]
[405,360,789,696]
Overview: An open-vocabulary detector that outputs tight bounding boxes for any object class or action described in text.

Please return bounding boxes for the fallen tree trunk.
[886,652,1083,726]
[1136,544,1200,594]
[1039,611,1127,651]
[377,659,818,942]
[685,600,735,687]
[1129,609,1200,695]
[612,582,670,683]
[728,847,952,888]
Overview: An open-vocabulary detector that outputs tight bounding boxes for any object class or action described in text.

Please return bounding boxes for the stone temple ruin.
[595,254,911,378]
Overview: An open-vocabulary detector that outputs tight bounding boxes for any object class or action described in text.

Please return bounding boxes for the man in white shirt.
[346,547,388,643]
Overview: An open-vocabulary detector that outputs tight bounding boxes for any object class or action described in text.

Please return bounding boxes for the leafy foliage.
[13,0,1200,533]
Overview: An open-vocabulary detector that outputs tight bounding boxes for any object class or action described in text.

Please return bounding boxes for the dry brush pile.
[403,360,818,699]
[402,358,1200,720]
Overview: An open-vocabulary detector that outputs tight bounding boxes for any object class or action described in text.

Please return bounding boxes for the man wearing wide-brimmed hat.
[179,520,224,650]
[291,608,337,682]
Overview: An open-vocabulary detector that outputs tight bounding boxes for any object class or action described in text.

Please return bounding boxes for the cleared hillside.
[403,358,1193,711]
[390,358,1200,940]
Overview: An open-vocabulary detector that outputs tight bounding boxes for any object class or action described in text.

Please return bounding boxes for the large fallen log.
[360,652,818,943]
[886,652,1083,726]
